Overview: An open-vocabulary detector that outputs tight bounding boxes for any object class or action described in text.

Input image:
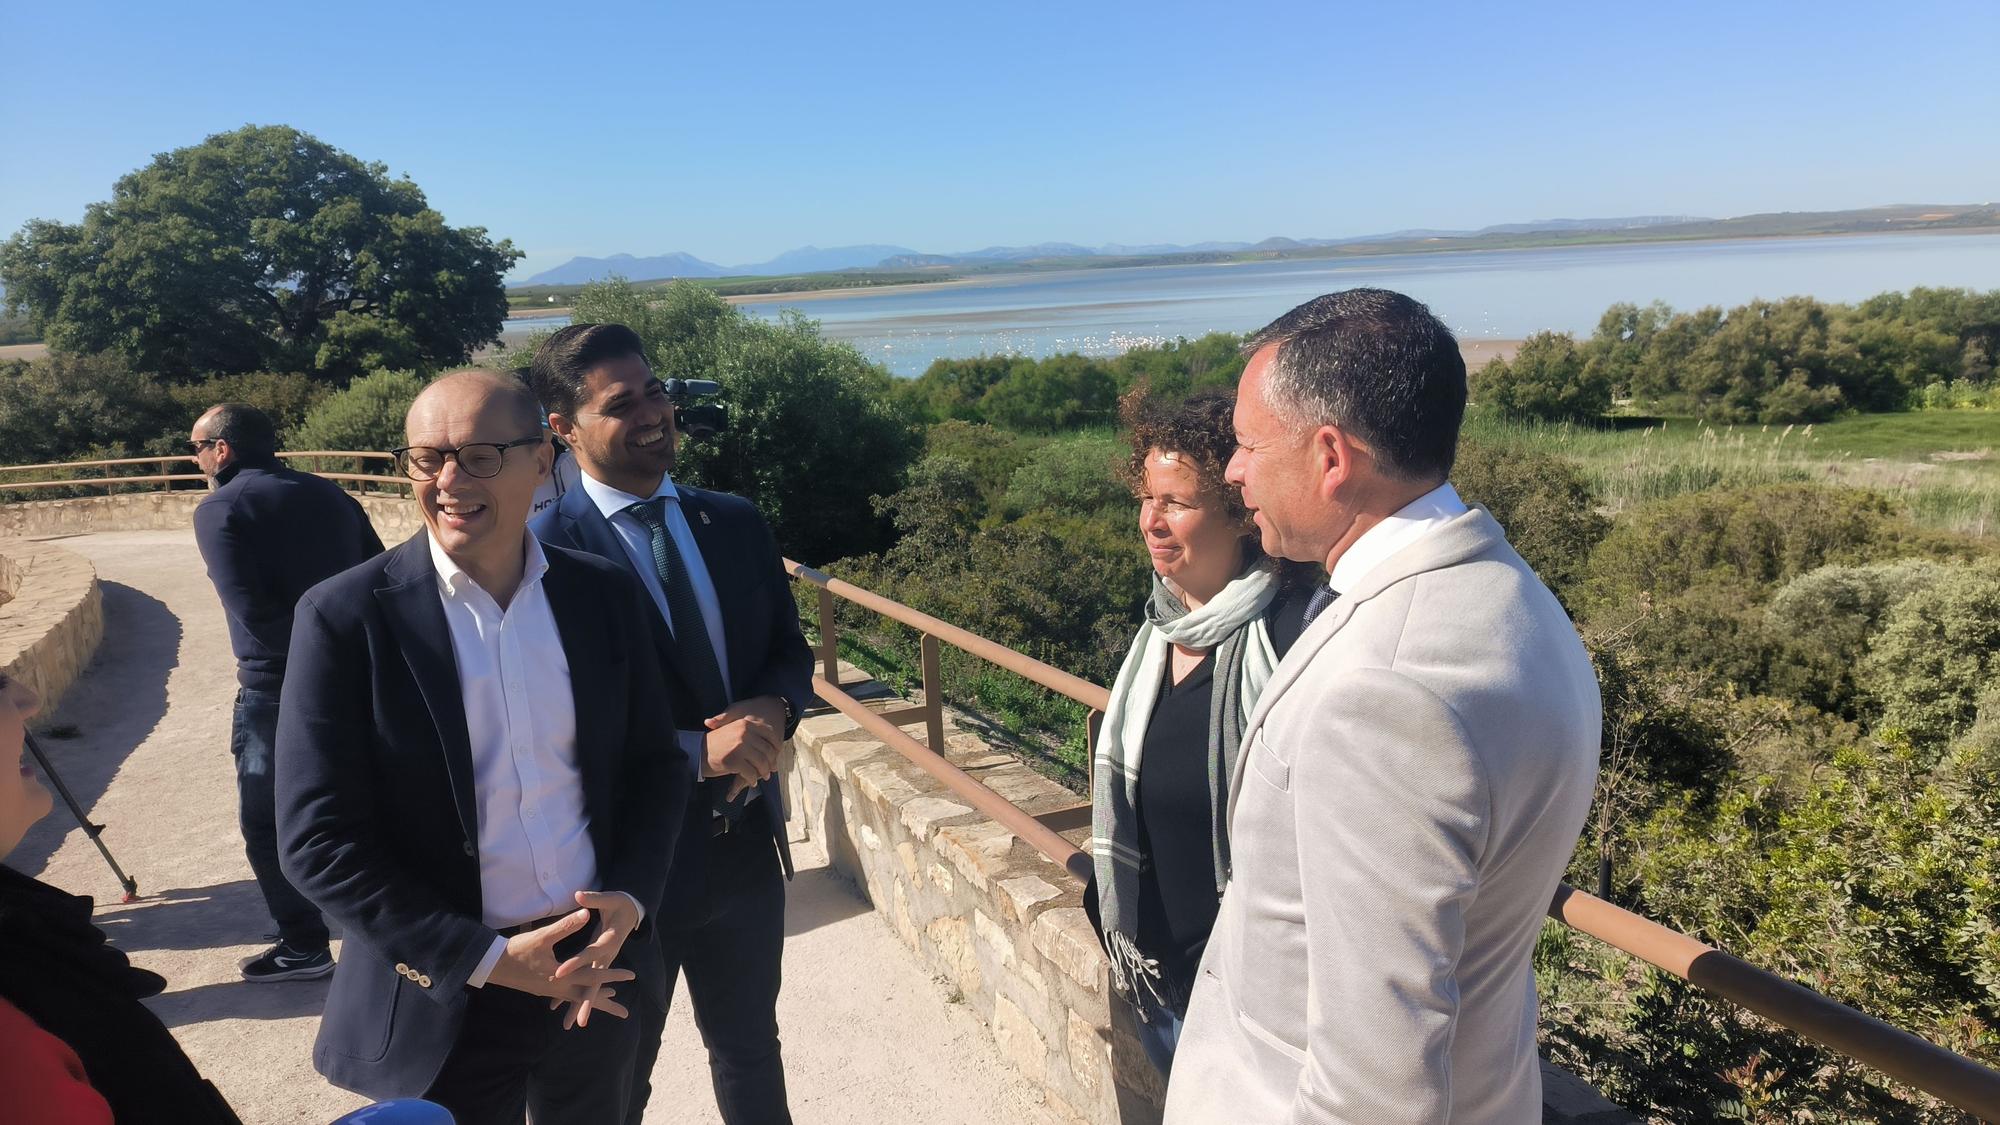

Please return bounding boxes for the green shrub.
[921,421,1041,517]
[1473,331,1611,422]
[168,372,329,438]
[1862,563,2000,750]
[285,368,429,455]
[1452,438,1610,600]
[0,352,184,466]
[997,434,1129,520]
[1763,559,1948,718]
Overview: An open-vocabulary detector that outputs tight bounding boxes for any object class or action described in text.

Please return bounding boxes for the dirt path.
[14,530,1053,1124]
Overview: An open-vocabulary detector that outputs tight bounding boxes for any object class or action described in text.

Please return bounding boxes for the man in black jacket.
[529,324,812,1125]
[276,371,687,1122]
[190,403,383,982]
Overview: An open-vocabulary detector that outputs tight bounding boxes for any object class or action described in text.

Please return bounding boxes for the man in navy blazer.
[276,371,688,1123]
[191,402,383,983]
[529,323,812,1125]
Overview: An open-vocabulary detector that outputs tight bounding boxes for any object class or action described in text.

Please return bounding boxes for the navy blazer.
[531,479,813,880]
[275,533,688,1099]
[193,460,384,690]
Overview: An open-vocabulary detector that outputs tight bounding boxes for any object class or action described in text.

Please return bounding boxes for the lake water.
[512,233,2000,377]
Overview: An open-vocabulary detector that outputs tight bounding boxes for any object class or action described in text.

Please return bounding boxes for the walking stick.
[24,730,140,902]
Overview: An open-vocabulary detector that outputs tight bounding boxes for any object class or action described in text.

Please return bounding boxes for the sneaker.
[240,942,333,983]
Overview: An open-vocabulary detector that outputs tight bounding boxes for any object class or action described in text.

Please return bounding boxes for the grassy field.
[1463,407,2000,537]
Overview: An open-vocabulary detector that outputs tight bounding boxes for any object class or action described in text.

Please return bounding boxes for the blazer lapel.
[1225,508,1511,826]
[675,487,745,695]
[540,552,617,821]
[373,537,480,844]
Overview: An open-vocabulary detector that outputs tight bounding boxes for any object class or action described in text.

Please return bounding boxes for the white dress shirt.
[428,531,636,987]
[1327,481,1470,596]
[576,471,736,779]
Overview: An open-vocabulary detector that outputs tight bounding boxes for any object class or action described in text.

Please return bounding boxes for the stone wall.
[785,663,1636,1125]
[0,538,104,713]
[0,491,420,545]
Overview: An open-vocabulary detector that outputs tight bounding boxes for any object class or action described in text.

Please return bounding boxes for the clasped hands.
[486,890,641,1029]
[701,695,788,800]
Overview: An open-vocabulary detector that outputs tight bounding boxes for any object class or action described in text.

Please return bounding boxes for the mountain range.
[522,216,1708,285]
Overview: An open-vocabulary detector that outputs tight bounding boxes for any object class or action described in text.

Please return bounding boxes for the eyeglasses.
[188,438,221,454]
[390,437,544,481]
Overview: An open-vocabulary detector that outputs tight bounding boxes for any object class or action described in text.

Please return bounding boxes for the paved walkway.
[13,530,1053,1124]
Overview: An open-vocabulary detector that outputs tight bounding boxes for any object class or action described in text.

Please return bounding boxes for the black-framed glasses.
[390,436,544,481]
[187,438,221,454]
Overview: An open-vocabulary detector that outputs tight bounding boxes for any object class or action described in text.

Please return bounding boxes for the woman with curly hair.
[1089,387,1318,1077]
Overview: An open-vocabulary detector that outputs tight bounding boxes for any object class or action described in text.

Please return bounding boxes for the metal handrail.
[786,557,2000,1120]
[0,452,409,493]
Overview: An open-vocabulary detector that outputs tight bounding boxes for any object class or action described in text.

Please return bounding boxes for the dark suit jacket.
[531,479,813,882]
[193,460,384,691]
[274,533,688,1099]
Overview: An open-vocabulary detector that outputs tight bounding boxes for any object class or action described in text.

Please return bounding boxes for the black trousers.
[230,686,328,950]
[423,972,642,1125]
[628,820,790,1125]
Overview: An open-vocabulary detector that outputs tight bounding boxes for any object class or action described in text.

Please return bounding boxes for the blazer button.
[395,962,410,975]
[463,840,475,857]
[417,974,432,988]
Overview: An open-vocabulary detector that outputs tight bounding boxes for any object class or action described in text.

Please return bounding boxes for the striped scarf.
[1090,561,1279,1011]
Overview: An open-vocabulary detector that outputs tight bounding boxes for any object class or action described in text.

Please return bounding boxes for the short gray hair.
[1243,288,1466,481]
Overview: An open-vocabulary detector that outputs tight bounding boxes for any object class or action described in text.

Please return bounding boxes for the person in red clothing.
[0,669,243,1123]
[0,994,114,1124]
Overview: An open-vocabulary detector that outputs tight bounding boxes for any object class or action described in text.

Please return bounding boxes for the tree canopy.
[0,125,519,382]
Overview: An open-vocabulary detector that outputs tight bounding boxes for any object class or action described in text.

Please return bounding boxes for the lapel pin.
[699,511,711,525]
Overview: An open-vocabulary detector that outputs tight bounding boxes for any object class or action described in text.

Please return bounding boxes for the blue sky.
[4,0,1997,278]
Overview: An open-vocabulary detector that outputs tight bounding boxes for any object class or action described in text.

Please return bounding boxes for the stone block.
[933,822,1015,893]
[899,796,974,841]
[997,875,1063,923]
[1032,907,1107,994]
[857,822,881,852]
[1065,1011,1107,1101]
[928,862,955,896]
[850,760,924,807]
[992,995,1048,1084]
[820,738,887,780]
[925,914,981,994]
[973,908,1017,965]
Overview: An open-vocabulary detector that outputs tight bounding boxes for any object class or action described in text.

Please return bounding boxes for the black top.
[1129,578,1323,1002]
[193,461,384,690]
[0,864,242,1123]
[1134,650,1220,999]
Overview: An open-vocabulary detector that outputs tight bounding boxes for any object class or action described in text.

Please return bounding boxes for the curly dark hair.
[1120,386,1251,526]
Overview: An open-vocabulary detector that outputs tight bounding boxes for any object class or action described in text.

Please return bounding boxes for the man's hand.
[550,891,643,1028]
[701,696,788,796]
[485,909,636,1022]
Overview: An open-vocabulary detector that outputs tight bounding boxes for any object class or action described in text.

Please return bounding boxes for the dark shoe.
[240,942,333,982]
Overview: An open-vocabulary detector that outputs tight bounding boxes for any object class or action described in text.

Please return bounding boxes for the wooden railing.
[0,451,411,493]
[786,557,2000,1120]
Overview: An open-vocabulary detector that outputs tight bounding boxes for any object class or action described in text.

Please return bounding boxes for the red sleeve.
[0,996,114,1125]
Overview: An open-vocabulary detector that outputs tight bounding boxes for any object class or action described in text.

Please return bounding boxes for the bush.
[1763,559,1948,718]
[285,369,429,454]
[997,435,1129,520]
[1573,484,1978,618]
[921,421,1041,517]
[0,352,184,466]
[1452,438,1609,600]
[1473,331,1611,422]
[168,372,329,438]
[1862,563,2000,750]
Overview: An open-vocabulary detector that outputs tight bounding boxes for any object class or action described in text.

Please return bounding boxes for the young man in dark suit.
[190,402,383,983]
[529,324,813,1125]
[275,371,689,1124]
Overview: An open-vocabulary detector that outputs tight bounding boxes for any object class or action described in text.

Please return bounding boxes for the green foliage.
[920,421,1042,514]
[893,333,1246,430]
[1862,563,2000,751]
[1473,331,1612,422]
[0,125,518,382]
[284,369,429,454]
[1763,559,1948,718]
[0,353,185,466]
[1573,483,1978,616]
[1451,438,1609,598]
[570,280,920,565]
[167,371,329,438]
[997,434,1129,520]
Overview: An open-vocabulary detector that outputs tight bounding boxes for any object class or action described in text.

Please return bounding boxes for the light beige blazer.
[1163,507,1600,1124]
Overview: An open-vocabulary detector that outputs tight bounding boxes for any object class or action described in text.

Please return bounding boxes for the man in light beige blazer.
[1164,289,1601,1123]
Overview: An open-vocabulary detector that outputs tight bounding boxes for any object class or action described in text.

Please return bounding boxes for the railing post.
[920,632,944,752]
[818,586,839,687]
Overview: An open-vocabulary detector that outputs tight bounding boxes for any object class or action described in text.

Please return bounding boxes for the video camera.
[659,377,728,441]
